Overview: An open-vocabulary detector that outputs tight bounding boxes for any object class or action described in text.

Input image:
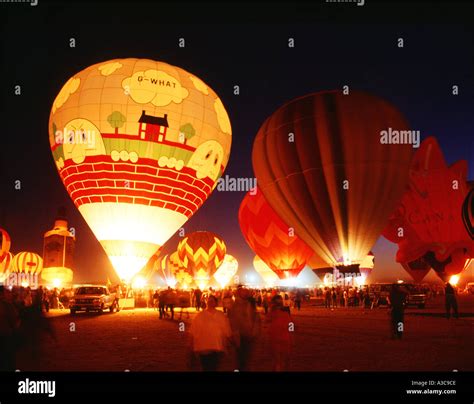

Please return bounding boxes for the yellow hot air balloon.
[177,231,226,290]
[253,255,280,287]
[49,59,232,282]
[213,254,238,288]
[12,252,43,275]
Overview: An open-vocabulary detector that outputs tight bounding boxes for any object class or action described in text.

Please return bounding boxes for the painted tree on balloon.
[382,137,474,282]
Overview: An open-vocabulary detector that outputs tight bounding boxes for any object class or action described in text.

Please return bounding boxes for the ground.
[15,295,474,372]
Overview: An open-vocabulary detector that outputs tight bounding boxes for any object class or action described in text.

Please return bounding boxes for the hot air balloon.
[0,228,12,282]
[239,187,314,279]
[253,256,280,287]
[49,58,232,282]
[252,90,413,271]
[41,211,75,287]
[169,251,193,288]
[213,254,238,288]
[177,231,226,289]
[382,137,474,281]
[462,183,473,239]
[12,252,43,281]
[159,254,177,287]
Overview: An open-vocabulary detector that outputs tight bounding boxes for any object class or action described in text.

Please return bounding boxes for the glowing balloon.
[0,229,12,281]
[49,58,232,282]
[169,251,193,288]
[159,254,177,287]
[383,137,474,281]
[177,231,226,289]
[253,256,280,287]
[12,252,43,274]
[239,187,313,279]
[213,254,238,288]
[252,90,413,269]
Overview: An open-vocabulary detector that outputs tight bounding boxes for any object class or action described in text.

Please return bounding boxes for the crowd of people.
[0,280,463,372]
[0,285,56,371]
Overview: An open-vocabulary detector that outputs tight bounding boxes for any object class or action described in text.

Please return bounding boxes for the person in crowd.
[188,294,233,371]
[152,289,159,311]
[222,288,233,314]
[0,286,20,371]
[227,286,260,371]
[267,294,293,371]
[194,288,203,312]
[324,288,332,309]
[158,289,168,319]
[445,282,459,319]
[388,284,407,340]
[294,290,302,311]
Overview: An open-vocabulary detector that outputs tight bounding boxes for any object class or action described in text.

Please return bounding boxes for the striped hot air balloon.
[12,252,43,275]
[169,251,193,288]
[0,252,14,282]
[0,229,12,280]
[252,90,414,269]
[239,187,314,280]
[177,231,226,289]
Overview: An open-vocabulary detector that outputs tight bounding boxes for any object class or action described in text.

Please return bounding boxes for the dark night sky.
[1,1,473,284]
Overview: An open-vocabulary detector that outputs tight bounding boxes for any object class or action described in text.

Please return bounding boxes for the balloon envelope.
[177,231,226,289]
[49,58,232,282]
[213,254,238,288]
[252,90,413,268]
[239,187,313,279]
[383,137,474,281]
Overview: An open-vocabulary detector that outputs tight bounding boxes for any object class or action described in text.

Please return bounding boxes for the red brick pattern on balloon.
[59,156,213,217]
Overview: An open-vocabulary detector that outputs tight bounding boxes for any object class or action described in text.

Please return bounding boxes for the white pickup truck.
[69,285,120,315]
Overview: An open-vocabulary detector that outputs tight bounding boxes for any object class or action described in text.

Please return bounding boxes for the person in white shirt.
[188,294,233,371]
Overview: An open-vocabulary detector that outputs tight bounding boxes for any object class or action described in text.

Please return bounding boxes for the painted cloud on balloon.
[52,77,80,113]
[122,70,189,107]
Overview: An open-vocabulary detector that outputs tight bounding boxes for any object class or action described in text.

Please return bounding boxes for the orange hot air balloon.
[0,229,12,280]
[12,252,43,275]
[239,187,313,279]
[169,251,193,288]
[383,137,474,281]
[177,231,226,289]
[252,90,413,270]
[49,58,232,282]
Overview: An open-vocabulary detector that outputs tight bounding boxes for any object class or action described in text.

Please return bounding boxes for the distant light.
[21,281,29,288]
[397,279,404,284]
[449,275,460,286]
[132,276,147,289]
[52,279,61,288]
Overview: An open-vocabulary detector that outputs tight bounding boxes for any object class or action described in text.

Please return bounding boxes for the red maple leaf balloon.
[383,137,474,280]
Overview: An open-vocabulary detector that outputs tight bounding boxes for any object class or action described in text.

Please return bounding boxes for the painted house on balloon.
[138,110,169,142]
